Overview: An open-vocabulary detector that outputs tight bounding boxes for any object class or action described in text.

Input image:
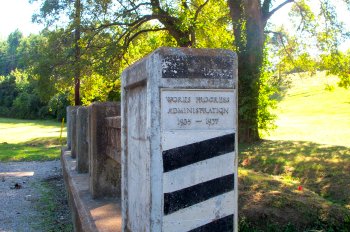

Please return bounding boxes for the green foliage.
[0,30,24,75]
[48,92,70,121]
[0,69,51,120]
[194,0,233,49]
[0,75,18,109]
[268,28,319,77]
[258,66,277,135]
[80,73,111,105]
[321,51,350,88]
[10,70,47,119]
[29,29,74,102]
[12,91,44,119]
[292,53,317,74]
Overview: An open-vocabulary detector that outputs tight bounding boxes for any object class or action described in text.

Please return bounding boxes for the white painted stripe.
[162,130,235,151]
[163,152,235,193]
[162,191,235,232]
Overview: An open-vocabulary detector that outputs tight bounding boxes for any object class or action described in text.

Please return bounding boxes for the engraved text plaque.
[161,89,236,131]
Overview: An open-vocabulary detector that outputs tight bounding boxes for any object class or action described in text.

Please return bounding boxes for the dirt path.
[0,160,72,232]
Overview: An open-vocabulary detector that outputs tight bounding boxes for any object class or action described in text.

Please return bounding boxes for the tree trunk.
[228,0,266,143]
[74,0,81,106]
[150,0,192,47]
[167,26,192,47]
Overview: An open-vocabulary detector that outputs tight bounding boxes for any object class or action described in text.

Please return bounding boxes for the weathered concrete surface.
[61,149,122,232]
[121,47,238,232]
[105,116,121,164]
[89,102,121,199]
[77,107,89,173]
[67,106,79,150]
[71,107,79,158]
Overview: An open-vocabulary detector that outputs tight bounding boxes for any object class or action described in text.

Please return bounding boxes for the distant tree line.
[0,30,66,120]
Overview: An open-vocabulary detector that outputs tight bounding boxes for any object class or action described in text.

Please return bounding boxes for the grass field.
[267,72,350,146]
[239,72,350,231]
[0,118,65,161]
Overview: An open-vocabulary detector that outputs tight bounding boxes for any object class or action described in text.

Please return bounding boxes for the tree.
[30,0,230,101]
[0,30,24,76]
[227,0,349,142]
[82,0,213,49]
[31,0,83,105]
[30,0,349,142]
[0,75,18,109]
[15,29,71,102]
[321,51,350,88]
[74,0,336,142]
[73,0,82,105]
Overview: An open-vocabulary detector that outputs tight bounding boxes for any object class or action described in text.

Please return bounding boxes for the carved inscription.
[161,89,235,130]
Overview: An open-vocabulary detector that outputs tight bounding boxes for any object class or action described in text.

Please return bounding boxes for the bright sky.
[0,0,43,39]
[269,1,350,51]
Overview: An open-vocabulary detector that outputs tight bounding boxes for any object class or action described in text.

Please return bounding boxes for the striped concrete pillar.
[121,47,238,232]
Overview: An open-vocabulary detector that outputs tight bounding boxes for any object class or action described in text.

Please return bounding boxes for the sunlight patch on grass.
[0,118,66,161]
[0,120,64,144]
[265,72,350,147]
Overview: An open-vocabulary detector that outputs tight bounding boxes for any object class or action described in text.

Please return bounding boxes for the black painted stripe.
[162,133,235,173]
[164,174,234,215]
[189,214,234,232]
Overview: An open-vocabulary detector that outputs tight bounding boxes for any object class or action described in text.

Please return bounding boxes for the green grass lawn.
[239,72,350,231]
[267,72,350,147]
[0,118,66,161]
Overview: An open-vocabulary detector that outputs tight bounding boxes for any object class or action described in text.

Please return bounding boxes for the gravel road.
[0,160,72,232]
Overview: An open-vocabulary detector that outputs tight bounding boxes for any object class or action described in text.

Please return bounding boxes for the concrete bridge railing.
[62,47,238,232]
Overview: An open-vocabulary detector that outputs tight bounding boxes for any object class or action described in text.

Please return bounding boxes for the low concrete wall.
[63,102,123,231]
[71,108,78,159]
[77,107,89,173]
[67,106,79,150]
[105,116,121,163]
[88,102,121,199]
[61,148,122,232]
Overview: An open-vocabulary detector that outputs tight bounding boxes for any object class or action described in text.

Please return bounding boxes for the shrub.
[12,92,44,119]
[48,92,70,121]
[38,106,53,119]
[0,106,10,117]
[0,75,18,108]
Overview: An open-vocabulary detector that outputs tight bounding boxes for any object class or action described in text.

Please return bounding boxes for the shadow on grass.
[239,168,350,232]
[0,137,66,162]
[239,140,350,207]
